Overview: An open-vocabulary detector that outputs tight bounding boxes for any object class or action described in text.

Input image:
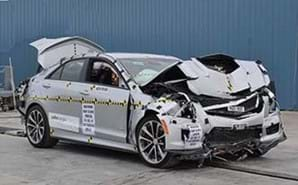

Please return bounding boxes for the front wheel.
[26,105,58,148]
[250,148,269,157]
[136,115,178,168]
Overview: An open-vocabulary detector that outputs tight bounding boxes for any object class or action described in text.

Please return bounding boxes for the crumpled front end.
[139,54,287,161]
[203,88,286,159]
[151,88,286,161]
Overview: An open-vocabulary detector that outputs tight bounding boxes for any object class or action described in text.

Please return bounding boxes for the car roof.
[58,52,182,66]
[103,52,181,61]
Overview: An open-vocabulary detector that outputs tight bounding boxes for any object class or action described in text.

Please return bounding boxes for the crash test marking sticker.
[184,125,202,147]
[82,103,96,135]
[49,113,80,133]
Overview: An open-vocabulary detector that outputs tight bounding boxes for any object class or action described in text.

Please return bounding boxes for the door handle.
[80,90,90,96]
[42,84,51,89]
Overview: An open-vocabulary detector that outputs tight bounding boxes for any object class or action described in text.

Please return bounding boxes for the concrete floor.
[225,111,298,177]
[0,111,297,185]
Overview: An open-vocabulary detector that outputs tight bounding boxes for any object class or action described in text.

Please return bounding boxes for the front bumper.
[163,109,286,160]
[258,112,287,153]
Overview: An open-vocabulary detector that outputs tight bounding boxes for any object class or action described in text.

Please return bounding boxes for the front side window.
[87,61,124,88]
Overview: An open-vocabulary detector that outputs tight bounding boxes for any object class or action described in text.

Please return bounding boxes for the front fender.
[130,98,179,145]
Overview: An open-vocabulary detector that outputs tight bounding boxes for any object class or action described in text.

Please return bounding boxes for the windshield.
[118,58,179,85]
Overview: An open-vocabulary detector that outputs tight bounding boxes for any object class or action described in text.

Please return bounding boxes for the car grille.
[266,123,280,135]
[205,124,262,145]
[206,94,262,118]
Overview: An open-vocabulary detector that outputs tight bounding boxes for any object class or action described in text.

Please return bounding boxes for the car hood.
[30,36,105,69]
[143,54,270,99]
[180,55,270,98]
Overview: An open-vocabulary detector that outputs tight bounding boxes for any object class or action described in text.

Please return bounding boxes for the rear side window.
[48,59,87,82]
[60,60,85,81]
[48,66,63,80]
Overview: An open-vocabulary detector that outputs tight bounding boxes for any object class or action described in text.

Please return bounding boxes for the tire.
[136,115,179,168]
[25,105,58,148]
[250,148,268,157]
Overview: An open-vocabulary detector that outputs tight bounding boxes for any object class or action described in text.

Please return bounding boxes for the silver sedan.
[17,37,286,168]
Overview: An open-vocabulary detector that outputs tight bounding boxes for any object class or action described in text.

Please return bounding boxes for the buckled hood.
[179,54,270,98]
[140,54,270,99]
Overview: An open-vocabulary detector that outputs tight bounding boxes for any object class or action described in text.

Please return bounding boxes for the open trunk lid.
[30,36,105,69]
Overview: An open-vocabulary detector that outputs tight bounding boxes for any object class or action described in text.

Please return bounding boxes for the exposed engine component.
[197,54,240,74]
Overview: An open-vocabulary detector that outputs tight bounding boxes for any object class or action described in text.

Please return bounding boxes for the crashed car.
[17,37,286,168]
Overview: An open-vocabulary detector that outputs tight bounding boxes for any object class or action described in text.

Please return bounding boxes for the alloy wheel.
[26,109,45,144]
[138,120,167,164]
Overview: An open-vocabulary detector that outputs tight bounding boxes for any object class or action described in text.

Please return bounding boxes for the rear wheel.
[26,105,58,148]
[136,115,178,168]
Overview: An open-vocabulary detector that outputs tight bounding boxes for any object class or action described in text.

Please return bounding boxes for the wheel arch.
[132,109,159,144]
[136,109,159,128]
[25,102,44,118]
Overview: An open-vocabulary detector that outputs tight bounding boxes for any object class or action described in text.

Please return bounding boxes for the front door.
[85,59,130,143]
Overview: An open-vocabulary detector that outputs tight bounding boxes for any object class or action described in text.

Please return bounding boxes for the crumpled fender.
[235,59,270,91]
[129,95,212,146]
[129,97,179,145]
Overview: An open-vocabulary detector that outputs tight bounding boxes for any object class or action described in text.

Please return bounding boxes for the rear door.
[41,58,89,136]
[84,59,130,143]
